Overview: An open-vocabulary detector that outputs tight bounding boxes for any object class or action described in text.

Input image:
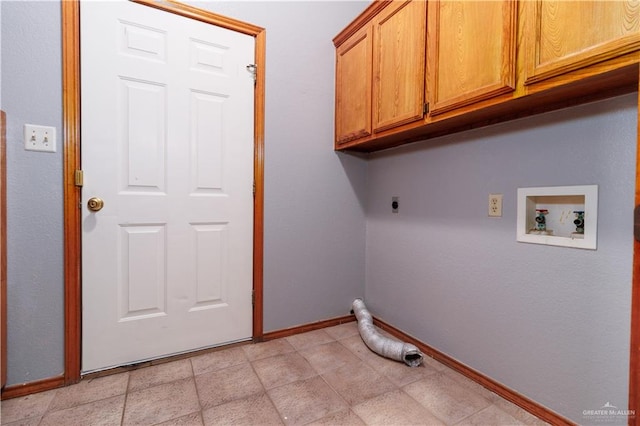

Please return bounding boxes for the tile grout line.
[305,341,355,423]
[245,347,287,425]
[398,371,451,425]
[300,335,355,425]
[34,384,60,425]
[119,372,131,426]
[186,358,205,426]
[320,332,398,425]
[253,333,351,425]
[338,331,451,426]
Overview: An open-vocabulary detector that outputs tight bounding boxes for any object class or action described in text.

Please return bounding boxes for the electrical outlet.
[489,193,503,217]
[24,124,56,153]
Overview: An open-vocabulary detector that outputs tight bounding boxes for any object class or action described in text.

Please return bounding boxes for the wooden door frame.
[62,0,265,384]
[630,67,640,426]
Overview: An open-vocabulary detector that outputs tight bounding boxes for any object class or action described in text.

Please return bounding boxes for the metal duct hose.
[352,299,424,367]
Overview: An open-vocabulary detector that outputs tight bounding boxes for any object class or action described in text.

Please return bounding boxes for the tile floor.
[1,323,549,425]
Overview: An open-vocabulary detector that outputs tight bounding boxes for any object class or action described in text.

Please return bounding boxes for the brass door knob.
[87,197,104,212]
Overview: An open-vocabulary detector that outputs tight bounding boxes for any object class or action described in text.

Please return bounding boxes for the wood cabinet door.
[428,0,517,116]
[335,25,373,145]
[372,0,427,133]
[524,0,640,85]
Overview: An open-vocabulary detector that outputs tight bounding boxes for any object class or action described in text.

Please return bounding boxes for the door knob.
[87,197,104,212]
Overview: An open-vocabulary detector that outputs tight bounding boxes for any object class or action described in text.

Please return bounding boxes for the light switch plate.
[24,124,56,153]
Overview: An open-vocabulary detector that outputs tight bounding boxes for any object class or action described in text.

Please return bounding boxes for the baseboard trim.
[372,317,575,426]
[1,375,65,400]
[262,314,356,341]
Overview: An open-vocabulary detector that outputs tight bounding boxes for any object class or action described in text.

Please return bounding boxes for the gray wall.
[366,93,637,424]
[1,0,368,385]
[2,1,65,385]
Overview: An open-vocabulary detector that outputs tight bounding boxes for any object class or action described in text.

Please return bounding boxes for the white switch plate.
[24,124,56,153]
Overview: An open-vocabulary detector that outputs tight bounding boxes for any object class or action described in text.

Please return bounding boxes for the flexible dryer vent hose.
[352,298,424,367]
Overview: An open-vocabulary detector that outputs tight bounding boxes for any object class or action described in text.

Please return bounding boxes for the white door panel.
[81,0,254,372]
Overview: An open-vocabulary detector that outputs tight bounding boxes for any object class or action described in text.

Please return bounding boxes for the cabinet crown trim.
[333,0,391,47]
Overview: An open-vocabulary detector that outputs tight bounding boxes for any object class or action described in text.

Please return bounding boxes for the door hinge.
[75,170,84,187]
[252,290,255,306]
[423,103,430,115]
[634,205,640,242]
[246,64,257,84]
[253,181,256,197]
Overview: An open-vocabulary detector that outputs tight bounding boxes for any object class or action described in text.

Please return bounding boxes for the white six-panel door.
[80,1,255,372]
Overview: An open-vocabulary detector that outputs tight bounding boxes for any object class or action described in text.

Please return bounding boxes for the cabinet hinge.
[74,170,84,187]
[423,103,429,115]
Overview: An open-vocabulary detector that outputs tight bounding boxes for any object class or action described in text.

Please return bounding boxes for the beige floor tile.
[267,376,348,425]
[352,390,445,426]
[40,394,125,426]
[443,368,502,403]
[0,389,57,424]
[324,322,360,341]
[155,411,203,426]
[190,347,248,376]
[49,373,129,412]
[306,408,366,426]
[299,341,361,374]
[195,363,264,410]
[455,404,526,425]
[321,362,397,406]
[1,416,42,426]
[492,398,550,426]
[242,339,295,361]
[422,355,450,372]
[442,368,549,425]
[128,359,193,392]
[403,373,491,425]
[123,377,200,425]
[339,335,383,364]
[285,329,334,351]
[251,352,316,389]
[201,393,283,426]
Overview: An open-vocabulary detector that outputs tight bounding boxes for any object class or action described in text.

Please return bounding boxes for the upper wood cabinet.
[335,25,373,145]
[334,0,640,152]
[427,0,517,116]
[372,0,427,132]
[334,0,426,146]
[524,0,640,85]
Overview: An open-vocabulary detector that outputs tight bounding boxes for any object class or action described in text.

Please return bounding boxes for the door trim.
[630,67,640,426]
[61,0,265,384]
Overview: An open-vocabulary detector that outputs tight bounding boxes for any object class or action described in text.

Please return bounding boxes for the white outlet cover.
[488,193,503,217]
[24,124,56,153]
